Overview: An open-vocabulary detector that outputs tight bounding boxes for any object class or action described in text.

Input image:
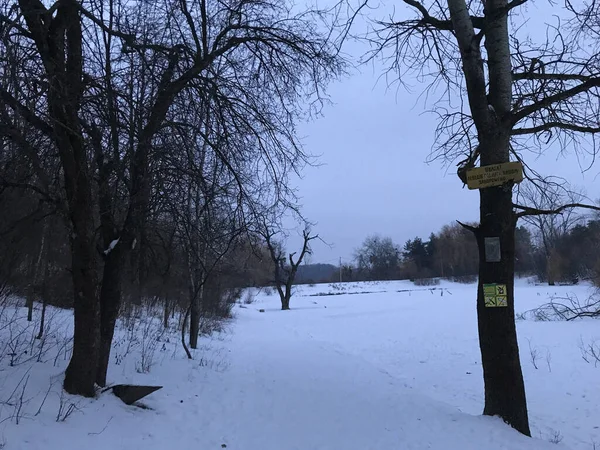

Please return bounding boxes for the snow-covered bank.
[0,280,597,449]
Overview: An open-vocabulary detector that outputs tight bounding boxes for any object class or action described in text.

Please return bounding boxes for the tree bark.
[17,0,101,397]
[36,259,50,340]
[475,0,530,431]
[547,250,559,286]
[63,230,100,397]
[447,0,530,434]
[27,223,48,322]
[181,305,192,359]
[281,294,291,310]
[189,294,200,349]
[26,253,35,321]
[475,180,530,436]
[96,250,122,387]
[163,294,170,329]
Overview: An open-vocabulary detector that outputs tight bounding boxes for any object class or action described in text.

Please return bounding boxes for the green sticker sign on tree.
[484,284,508,307]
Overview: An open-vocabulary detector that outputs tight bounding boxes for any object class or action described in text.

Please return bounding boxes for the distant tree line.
[331,218,600,286]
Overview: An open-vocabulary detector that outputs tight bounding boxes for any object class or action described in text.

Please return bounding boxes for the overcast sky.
[283,1,600,266]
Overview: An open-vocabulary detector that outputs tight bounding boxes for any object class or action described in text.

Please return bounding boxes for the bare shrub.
[198,314,231,336]
[56,390,81,422]
[1,370,32,425]
[547,429,563,445]
[243,290,256,305]
[112,322,139,366]
[527,339,539,369]
[545,350,552,373]
[515,311,527,321]
[413,278,440,286]
[263,286,274,296]
[53,330,74,367]
[579,338,600,367]
[35,381,55,416]
[0,303,68,368]
[451,275,478,284]
[522,293,600,321]
[136,318,167,374]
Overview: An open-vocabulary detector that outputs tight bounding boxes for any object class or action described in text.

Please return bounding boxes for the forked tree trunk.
[17,0,101,397]
[446,0,530,434]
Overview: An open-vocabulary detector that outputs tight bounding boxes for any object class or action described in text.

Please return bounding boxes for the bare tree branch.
[514,202,600,218]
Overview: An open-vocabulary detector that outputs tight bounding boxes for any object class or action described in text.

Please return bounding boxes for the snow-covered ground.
[0,279,598,450]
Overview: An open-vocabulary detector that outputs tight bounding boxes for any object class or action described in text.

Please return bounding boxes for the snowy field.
[0,279,598,450]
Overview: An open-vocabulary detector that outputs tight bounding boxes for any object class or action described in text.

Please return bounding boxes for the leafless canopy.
[342,0,600,173]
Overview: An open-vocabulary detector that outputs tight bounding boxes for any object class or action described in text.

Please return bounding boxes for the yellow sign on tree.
[484,284,508,308]
[466,162,523,190]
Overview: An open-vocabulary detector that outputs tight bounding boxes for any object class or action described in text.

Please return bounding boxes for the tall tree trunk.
[96,251,122,387]
[189,294,200,349]
[189,282,204,349]
[27,223,48,321]
[63,231,100,397]
[448,0,530,434]
[181,305,192,359]
[36,259,50,339]
[60,84,101,397]
[475,136,530,436]
[26,256,34,322]
[25,272,34,322]
[476,186,530,435]
[547,249,559,286]
[18,0,100,397]
[163,293,170,329]
[281,287,291,310]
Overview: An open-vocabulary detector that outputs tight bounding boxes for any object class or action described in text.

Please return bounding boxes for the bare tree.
[517,181,584,284]
[0,0,343,395]
[354,235,401,281]
[263,226,318,310]
[341,0,600,434]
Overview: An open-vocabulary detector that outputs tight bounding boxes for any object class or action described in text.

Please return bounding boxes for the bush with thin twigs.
[242,290,256,305]
[547,429,563,445]
[112,322,139,366]
[450,275,478,284]
[413,278,440,286]
[545,350,552,373]
[0,369,32,425]
[578,338,600,368]
[520,293,600,321]
[263,286,274,296]
[112,313,170,374]
[136,318,167,374]
[527,338,540,370]
[0,300,70,369]
[55,390,81,422]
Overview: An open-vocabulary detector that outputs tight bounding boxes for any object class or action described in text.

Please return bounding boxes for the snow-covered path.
[192,305,557,450]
